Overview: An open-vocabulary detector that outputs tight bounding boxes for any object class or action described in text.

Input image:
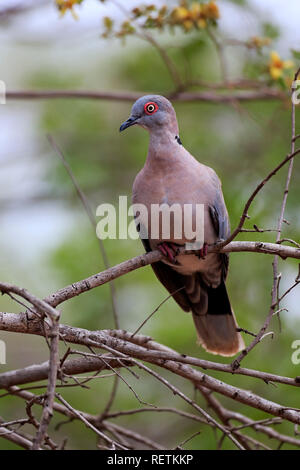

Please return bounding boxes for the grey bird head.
[119,95,179,135]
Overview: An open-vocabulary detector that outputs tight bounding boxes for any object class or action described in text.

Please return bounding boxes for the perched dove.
[120,95,244,356]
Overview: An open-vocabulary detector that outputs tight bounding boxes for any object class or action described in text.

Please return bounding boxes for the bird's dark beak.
[119,116,139,132]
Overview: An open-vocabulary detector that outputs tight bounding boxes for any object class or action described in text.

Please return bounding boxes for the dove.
[120,95,244,356]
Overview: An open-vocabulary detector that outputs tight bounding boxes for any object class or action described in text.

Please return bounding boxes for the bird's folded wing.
[141,238,191,312]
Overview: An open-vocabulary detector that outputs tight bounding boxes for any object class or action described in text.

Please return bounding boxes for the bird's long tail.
[187,276,244,357]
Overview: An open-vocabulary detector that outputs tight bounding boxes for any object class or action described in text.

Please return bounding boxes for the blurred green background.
[0,0,300,450]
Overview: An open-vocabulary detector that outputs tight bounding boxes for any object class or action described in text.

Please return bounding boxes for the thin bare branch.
[5,88,287,104]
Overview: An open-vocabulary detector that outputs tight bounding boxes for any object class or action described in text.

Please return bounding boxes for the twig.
[175,430,201,450]
[0,424,33,450]
[32,315,60,449]
[105,352,245,450]
[55,393,128,450]
[231,68,300,368]
[218,148,300,249]
[207,27,228,83]
[103,421,164,450]
[131,286,185,337]
[46,134,119,328]
[47,134,121,418]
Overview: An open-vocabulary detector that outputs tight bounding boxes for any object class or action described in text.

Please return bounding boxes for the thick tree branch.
[38,241,300,309]
[0,424,33,450]
[1,320,300,425]
[0,353,131,388]
[0,321,298,388]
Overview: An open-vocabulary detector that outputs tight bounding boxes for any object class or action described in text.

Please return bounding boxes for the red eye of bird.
[144,102,158,115]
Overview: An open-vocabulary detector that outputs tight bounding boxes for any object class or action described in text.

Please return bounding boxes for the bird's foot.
[197,242,208,260]
[158,242,179,264]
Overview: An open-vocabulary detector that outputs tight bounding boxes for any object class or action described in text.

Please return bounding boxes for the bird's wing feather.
[209,189,231,280]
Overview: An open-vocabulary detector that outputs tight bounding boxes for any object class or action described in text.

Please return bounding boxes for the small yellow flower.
[56,0,79,19]
[189,2,202,20]
[250,36,271,49]
[197,18,207,28]
[183,19,194,31]
[269,51,294,80]
[159,6,167,16]
[172,6,189,21]
[202,1,219,20]
[132,7,142,18]
[171,1,219,29]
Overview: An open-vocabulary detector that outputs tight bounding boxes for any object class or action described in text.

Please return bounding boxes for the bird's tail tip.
[192,312,245,357]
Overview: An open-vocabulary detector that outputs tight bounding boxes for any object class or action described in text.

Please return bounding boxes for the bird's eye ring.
[144,102,158,115]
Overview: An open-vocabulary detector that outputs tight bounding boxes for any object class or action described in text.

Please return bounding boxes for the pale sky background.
[0,0,299,321]
[0,0,299,47]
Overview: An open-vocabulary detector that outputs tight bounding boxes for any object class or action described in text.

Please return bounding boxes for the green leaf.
[277,76,288,90]
[262,22,280,40]
[291,49,300,61]
[225,0,247,4]
[103,16,113,31]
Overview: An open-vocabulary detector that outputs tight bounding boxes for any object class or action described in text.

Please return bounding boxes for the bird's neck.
[147,126,181,166]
